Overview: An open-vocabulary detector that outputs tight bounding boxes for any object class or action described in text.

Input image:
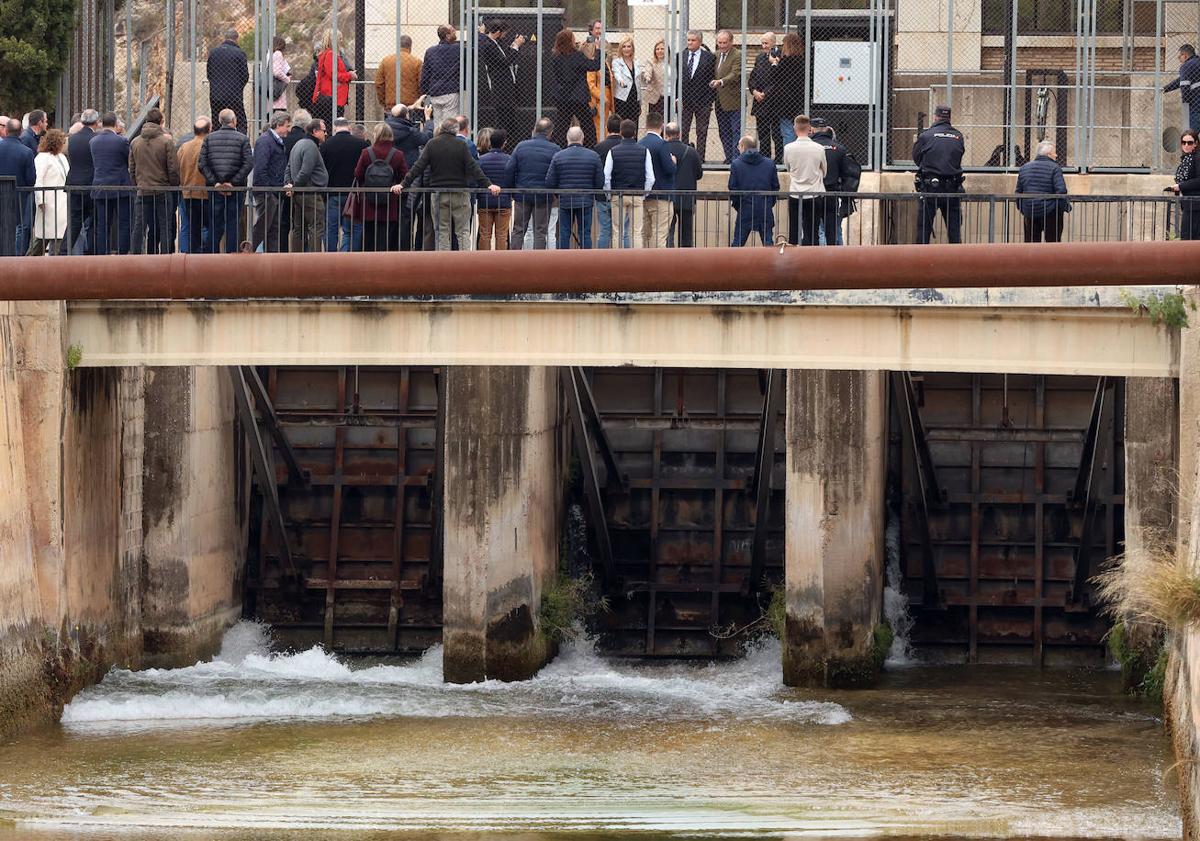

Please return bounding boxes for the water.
[883,508,916,667]
[0,622,1179,840]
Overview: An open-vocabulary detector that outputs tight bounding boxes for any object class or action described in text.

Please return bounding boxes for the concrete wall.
[1,302,246,737]
[0,302,144,739]
[441,365,563,683]
[142,366,245,667]
[783,369,887,688]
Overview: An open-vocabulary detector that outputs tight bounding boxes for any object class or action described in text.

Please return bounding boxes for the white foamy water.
[883,507,917,667]
[60,622,850,732]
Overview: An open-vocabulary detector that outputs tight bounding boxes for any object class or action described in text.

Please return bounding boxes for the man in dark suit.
[65,109,101,253]
[664,122,703,247]
[639,111,677,248]
[207,30,250,134]
[0,117,36,255]
[89,111,133,255]
[679,30,715,162]
[479,19,524,152]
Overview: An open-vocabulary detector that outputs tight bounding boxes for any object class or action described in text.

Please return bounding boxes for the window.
[718,0,869,32]
[462,0,628,32]
[982,0,1126,35]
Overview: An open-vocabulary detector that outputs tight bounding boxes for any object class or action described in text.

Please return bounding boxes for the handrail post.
[987,195,996,243]
[0,177,16,257]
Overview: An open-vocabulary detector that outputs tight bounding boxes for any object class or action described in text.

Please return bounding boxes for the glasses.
[1183,139,1197,146]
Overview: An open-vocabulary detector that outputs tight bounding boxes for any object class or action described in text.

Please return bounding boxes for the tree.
[0,0,78,116]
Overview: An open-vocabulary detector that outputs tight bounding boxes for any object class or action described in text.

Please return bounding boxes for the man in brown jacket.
[375,36,423,112]
[129,107,180,253]
[177,116,210,253]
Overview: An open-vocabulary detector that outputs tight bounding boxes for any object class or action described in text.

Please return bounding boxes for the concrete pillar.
[1180,288,1200,558]
[141,367,246,667]
[784,369,887,688]
[441,366,563,683]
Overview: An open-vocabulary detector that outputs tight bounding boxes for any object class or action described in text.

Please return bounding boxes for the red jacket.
[315,49,354,107]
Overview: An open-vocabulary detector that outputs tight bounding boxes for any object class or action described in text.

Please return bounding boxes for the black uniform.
[809,131,848,245]
[912,118,965,244]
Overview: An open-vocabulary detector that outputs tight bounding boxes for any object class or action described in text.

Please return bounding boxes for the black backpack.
[363,147,398,189]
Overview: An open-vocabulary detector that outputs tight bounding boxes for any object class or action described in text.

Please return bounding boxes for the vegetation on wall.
[0,0,78,115]
[1119,288,1194,329]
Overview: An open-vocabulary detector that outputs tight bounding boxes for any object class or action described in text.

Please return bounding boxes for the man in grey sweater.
[284,118,329,252]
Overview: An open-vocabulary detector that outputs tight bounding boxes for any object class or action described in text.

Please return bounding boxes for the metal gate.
[243,366,443,654]
[576,368,786,658]
[893,372,1123,664]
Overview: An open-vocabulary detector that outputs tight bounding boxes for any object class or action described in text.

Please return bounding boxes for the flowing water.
[0,622,1179,840]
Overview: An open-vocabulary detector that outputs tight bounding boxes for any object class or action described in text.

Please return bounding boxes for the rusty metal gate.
[893,372,1123,664]
[242,366,443,654]
[573,368,786,658]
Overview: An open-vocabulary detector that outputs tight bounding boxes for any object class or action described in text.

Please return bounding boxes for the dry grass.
[1095,528,1200,629]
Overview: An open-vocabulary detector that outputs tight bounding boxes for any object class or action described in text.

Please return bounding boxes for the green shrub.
[1119,288,1194,329]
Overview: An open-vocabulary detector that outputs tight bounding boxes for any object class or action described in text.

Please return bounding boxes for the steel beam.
[4,241,1200,299]
[748,369,784,593]
[241,365,310,489]
[562,368,616,588]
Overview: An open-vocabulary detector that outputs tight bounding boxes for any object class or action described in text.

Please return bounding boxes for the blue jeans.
[92,195,132,255]
[324,193,361,252]
[595,199,612,248]
[779,118,798,146]
[732,206,774,247]
[209,191,243,253]
[16,192,33,256]
[557,205,593,249]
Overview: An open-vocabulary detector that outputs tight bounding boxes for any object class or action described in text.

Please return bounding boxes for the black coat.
[1177,154,1200,240]
[747,52,774,117]
[680,48,715,107]
[665,139,703,209]
[321,131,369,189]
[480,37,520,107]
[812,132,848,190]
[765,55,805,123]
[385,116,431,167]
[198,126,253,185]
[552,50,601,105]
[206,39,250,101]
[65,126,96,186]
[88,130,131,198]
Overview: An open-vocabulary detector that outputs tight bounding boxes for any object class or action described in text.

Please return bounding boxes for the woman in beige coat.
[641,40,667,117]
[30,128,70,255]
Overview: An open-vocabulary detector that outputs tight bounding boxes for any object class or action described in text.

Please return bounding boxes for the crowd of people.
[2,29,1200,254]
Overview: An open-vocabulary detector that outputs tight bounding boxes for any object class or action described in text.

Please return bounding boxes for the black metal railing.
[2,180,1194,257]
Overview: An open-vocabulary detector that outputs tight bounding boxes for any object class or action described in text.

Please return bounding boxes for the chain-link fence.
[53,0,1200,171]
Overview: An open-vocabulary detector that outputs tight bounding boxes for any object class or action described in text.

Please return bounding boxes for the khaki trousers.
[641,198,671,249]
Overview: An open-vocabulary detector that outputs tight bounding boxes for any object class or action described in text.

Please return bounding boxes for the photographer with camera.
[912,104,965,244]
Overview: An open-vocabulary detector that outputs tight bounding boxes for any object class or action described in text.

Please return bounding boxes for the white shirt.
[603,146,655,193]
[783,136,827,196]
[687,49,701,77]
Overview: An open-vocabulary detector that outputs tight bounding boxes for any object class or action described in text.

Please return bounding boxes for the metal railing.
[2,181,1194,257]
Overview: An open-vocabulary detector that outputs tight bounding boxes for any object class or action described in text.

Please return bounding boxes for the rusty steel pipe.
[1,241,1196,300]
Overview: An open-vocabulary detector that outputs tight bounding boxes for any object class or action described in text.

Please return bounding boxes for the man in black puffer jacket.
[198,109,253,252]
[207,30,250,134]
[1014,139,1069,243]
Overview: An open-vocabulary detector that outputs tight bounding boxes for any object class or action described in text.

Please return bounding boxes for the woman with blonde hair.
[611,34,640,125]
[29,128,70,256]
[641,40,667,117]
[313,30,357,127]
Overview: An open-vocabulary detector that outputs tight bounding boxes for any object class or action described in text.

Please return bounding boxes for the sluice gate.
[574,369,786,657]
[243,366,444,654]
[239,366,1121,664]
[893,373,1123,663]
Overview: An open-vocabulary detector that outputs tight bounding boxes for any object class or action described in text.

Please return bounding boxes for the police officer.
[912,103,966,244]
[810,117,849,244]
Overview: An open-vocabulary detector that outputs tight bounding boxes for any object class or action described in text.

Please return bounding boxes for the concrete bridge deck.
[69,286,1178,376]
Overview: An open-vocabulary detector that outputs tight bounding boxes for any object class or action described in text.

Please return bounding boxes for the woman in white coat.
[29,128,70,256]
[270,36,291,113]
[611,35,640,125]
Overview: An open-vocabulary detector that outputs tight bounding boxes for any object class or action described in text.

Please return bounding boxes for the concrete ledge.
[68,299,1177,376]
[141,604,243,669]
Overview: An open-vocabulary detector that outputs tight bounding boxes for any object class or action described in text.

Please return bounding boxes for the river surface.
[0,622,1179,840]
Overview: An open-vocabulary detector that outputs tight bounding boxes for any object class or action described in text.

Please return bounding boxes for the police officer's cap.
[934,104,952,119]
[810,117,829,128]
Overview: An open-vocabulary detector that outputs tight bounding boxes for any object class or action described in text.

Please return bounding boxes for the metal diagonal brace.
[573,367,628,492]
[748,369,784,593]
[562,367,616,588]
[892,372,941,609]
[240,366,310,489]
[1070,377,1110,605]
[228,366,298,579]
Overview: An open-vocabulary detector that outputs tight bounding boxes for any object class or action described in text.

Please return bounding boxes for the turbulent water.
[0,622,1180,840]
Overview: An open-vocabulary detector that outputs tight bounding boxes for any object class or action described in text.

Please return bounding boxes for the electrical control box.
[811,41,873,106]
